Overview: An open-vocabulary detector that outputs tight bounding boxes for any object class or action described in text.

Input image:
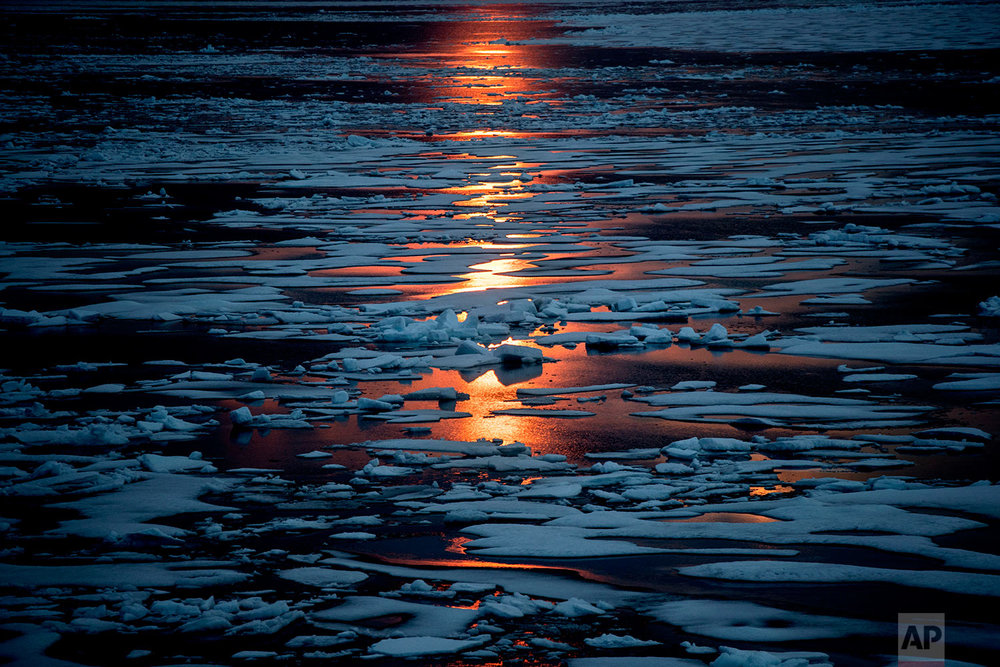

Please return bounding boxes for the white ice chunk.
[277,568,368,588]
[369,636,488,658]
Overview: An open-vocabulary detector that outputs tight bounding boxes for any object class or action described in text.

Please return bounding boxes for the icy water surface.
[1,1,1000,665]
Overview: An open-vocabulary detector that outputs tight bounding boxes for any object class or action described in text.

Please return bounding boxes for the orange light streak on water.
[399,241,527,250]
[400,8,565,143]
[448,600,483,610]
[446,536,472,554]
[454,190,535,208]
[444,179,526,193]
[749,485,796,497]
[446,257,541,294]
[374,555,570,572]
[450,126,545,137]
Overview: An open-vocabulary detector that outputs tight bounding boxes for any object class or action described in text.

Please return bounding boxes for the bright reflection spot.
[487,336,518,349]
[446,536,471,554]
[448,600,483,610]
[470,243,525,250]
[455,191,535,208]
[437,368,557,446]
[445,181,525,195]
[434,129,557,141]
[404,9,565,142]
[749,485,795,497]
[462,368,509,393]
[400,241,526,250]
[449,258,538,293]
[452,128,525,137]
[376,552,571,572]
[431,167,537,220]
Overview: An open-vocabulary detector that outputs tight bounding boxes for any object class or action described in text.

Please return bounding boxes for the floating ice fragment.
[357,397,394,411]
[138,454,215,474]
[369,636,488,658]
[932,374,1000,391]
[679,560,1000,596]
[915,426,990,441]
[403,387,465,401]
[842,373,918,383]
[743,306,778,316]
[551,598,605,617]
[979,296,1000,316]
[650,599,874,641]
[312,596,477,637]
[737,332,771,350]
[584,333,642,349]
[493,344,543,365]
[671,381,716,391]
[82,383,126,394]
[584,633,659,648]
[278,568,367,587]
[656,462,696,475]
[239,390,266,401]
[711,646,830,667]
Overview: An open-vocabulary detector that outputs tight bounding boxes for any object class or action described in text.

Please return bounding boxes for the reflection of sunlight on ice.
[448,600,483,611]
[455,190,534,209]
[749,485,795,497]
[448,258,538,293]
[382,555,554,571]
[446,536,471,554]
[444,172,536,225]
[461,368,507,394]
[469,242,525,250]
[450,128,524,137]
[413,8,563,145]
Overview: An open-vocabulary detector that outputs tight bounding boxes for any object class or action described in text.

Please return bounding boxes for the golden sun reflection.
[749,485,795,497]
[443,177,536,220]
[449,258,540,293]
[446,536,471,554]
[465,242,525,250]
[448,129,525,138]
[409,5,564,140]
[380,557,559,571]
[439,366,559,449]
[486,336,518,349]
[400,241,526,251]
[449,600,483,611]
[456,193,535,209]
[377,536,571,572]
